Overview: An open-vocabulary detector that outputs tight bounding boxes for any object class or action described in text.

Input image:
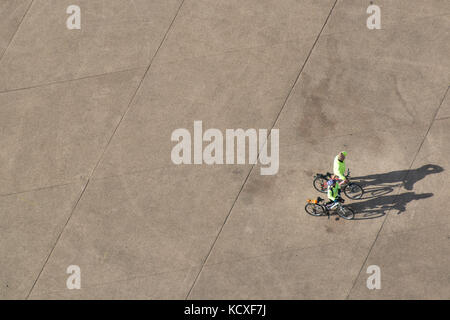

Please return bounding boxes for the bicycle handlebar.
[345,169,351,179]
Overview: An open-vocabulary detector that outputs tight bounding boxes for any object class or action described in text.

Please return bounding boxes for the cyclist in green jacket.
[333,151,348,185]
[327,179,342,204]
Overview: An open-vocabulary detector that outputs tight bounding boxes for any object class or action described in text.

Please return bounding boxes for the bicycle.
[313,169,364,200]
[305,197,355,220]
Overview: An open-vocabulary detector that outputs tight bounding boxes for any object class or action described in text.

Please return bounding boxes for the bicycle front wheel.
[305,203,326,216]
[337,206,355,220]
[313,176,327,193]
[344,183,364,200]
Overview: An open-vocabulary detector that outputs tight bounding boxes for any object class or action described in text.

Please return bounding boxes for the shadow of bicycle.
[347,164,443,220]
[350,192,434,220]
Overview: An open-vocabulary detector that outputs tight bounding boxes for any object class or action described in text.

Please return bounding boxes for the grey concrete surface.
[437,92,450,119]
[0,0,182,91]
[0,69,145,194]
[0,0,449,299]
[348,224,450,299]
[0,182,84,299]
[0,0,32,60]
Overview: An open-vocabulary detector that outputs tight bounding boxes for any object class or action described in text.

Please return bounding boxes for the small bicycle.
[313,169,364,200]
[305,197,355,220]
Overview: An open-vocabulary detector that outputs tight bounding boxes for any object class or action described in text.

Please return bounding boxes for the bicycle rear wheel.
[337,206,355,220]
[313,176,328,193]
[305,203,326,216]
[344,183,364,200]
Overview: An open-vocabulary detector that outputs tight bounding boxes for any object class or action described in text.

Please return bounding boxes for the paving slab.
[0,68,145,194]
[0,0,182,91]
[28,165,251,298]
[348,223,450,299]
[0,182,84,299]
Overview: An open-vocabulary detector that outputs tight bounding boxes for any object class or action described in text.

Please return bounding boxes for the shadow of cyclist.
[350,191,433,220]
[353,164,443,191]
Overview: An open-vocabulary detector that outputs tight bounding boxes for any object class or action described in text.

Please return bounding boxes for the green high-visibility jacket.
[328,183,340,201]
[333,155,346,180]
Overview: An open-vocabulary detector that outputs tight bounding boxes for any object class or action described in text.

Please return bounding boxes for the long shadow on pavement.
[347,164,443,220]
[350,192,434,220]
[353,164,443,191]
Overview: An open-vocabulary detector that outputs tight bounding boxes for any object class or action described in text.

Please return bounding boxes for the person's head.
[338,151,347,161]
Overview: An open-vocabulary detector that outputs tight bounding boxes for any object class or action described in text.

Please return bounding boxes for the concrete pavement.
[0,0,449,299]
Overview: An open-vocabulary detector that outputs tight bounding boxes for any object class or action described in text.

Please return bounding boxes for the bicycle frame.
[326,201,340,210]
[307,197,342,219]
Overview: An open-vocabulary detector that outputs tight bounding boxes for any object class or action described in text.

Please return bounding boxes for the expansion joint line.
[0,0,35,64]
